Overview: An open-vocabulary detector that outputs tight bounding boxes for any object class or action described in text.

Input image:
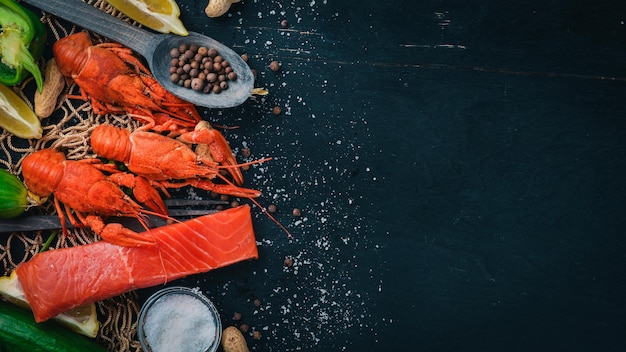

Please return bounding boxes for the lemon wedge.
[55,302,100,338]
[107,0,189,36]
[0,84,42,139]
[0,271,100,338]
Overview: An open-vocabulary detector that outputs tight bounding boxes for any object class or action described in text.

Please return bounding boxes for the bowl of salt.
[138,287,222,352]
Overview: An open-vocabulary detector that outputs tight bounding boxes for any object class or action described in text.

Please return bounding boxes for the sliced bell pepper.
[0,0,46,92]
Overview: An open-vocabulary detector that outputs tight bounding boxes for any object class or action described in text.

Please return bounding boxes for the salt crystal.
[142,294,218,352]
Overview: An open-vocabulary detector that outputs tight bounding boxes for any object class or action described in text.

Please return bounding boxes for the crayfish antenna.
[135,209,170,283]
[138,209,183,227]
[217,157,273,171]
[133,210,153,233]
[248,197,294,240]
[209,123,239,130]
[212,157,272,195]
[213,157,293,239]
[213,157,273,187]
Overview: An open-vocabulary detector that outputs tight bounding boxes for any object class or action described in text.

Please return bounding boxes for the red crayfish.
[90,123,264,198]
[91,124,294,239]
[52,32,199,134]
[21,149,168,247]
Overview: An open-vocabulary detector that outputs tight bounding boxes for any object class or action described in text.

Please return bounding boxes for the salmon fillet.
[15,205,258,322]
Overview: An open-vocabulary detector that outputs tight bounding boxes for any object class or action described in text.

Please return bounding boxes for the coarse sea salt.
[142,293,218,352]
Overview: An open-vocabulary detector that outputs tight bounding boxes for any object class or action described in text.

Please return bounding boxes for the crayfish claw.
[106,172,168,216]
[82,214,155,247]
[178,126,244,185]
[132,176,169,216]
[99,223,156,247]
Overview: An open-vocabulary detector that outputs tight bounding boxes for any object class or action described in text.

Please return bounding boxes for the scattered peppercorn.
[241,147,251,158]
[281,19,289,28]
[292,208,301,217]
[272,105,282,115]
[269,60,281,72]
[284,256,293,267]
[267,204,277,213]
[169,44,237,94]
[253,330,262,340]
[253,299,261,307]
[239,323,249,333]
[230,200,240,208]
[233,312,242,321]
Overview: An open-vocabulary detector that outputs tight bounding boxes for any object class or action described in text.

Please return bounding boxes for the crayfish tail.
[90,124,133,163]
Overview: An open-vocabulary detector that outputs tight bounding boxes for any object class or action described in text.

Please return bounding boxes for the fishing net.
[1,1,158,350]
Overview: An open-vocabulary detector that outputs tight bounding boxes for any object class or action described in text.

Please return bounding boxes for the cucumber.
[0,300,108,352]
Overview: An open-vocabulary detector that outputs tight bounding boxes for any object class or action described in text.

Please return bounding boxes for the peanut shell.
[205,0,241,18]
[221,326,250,352]
[34,59,65,118]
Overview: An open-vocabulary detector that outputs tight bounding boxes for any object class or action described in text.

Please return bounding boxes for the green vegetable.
[0,300,108,352]
[0,0,46,92]
[0,168,29,218]
[0,168,42,218]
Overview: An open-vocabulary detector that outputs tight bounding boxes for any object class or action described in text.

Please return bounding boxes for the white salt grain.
[143,294,217,352]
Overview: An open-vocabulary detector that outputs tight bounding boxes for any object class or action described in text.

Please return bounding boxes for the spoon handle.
[22,0,157,57]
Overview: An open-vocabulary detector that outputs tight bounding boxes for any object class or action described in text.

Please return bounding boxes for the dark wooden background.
[23,0,626,351]
[157,0,626,351]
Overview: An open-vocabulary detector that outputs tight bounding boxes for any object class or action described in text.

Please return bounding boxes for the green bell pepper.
[0,0,46,92]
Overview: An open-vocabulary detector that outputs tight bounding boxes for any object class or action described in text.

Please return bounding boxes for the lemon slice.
[0,271,100,338]
[107,0,189,36]
[0,84,42,139]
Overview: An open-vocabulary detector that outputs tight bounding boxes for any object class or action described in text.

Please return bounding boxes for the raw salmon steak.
[15,205,258,322]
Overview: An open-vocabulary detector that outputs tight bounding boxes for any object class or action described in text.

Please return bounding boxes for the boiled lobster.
[21,149,168,247]
[52,32,199,134]
[90,123,262,198]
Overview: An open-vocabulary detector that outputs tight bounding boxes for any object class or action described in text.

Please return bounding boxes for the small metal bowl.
[138,287,222,352]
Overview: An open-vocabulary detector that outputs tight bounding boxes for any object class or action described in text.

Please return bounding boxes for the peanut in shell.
[34,59,65,118]
[221,326,249,352]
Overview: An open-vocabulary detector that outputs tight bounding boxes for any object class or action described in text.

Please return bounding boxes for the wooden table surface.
[152,0,626,351]
[12,0,626,351]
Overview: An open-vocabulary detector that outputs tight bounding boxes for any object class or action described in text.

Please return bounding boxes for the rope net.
[1,1,160,350]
